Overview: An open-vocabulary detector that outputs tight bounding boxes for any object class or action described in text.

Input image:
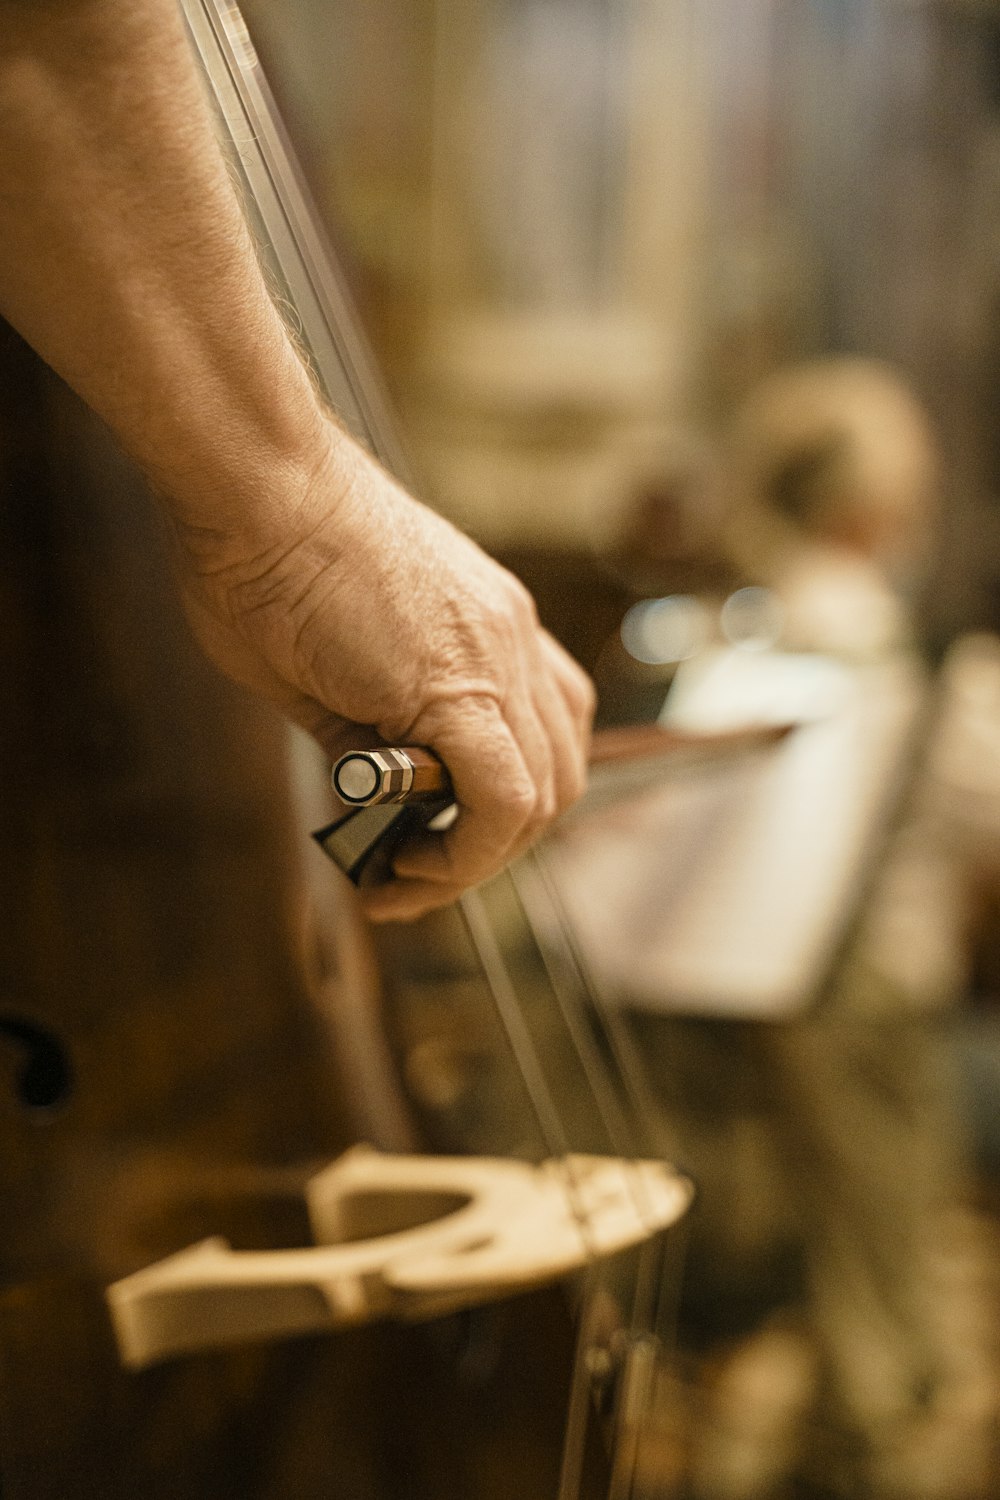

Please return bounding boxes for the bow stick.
[314,722,792,885]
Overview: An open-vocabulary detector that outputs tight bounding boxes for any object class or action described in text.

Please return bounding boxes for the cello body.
[0,326,595,1497]
[0,3,686,1487]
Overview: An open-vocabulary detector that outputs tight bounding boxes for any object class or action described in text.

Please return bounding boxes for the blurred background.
[232,2,1000,1495]
[242,0,1000,621]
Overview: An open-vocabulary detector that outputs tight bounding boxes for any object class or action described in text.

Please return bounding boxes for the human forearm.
[0,0,329,536]
[0,0,596,918]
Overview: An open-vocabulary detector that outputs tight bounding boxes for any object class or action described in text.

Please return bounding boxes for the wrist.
[164,409,360,586]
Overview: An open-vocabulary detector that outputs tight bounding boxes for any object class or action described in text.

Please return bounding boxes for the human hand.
[173,423,595,921]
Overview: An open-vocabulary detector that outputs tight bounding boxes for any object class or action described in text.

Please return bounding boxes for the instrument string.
[508,855,668,1369]
[457,887,600,1262]
[514,854,665,1274]
[185,11,688,1488]
[459,880,668,1500]
[516,846,693,1500]
[507,860,647,1170]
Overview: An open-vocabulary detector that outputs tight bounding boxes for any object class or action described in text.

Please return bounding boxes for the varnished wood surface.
[0,323,606,1499]
[0,320,387,1495]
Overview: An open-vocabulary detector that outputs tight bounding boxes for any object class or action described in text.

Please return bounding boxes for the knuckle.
[563,662,595,716]
[578,673,598,719]
[535,802,557,833]
[557,763,586,812]
[501,576,538,629]
[535,784,558,825]
[495,778,538,825]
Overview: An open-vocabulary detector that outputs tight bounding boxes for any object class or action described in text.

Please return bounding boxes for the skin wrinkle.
[223,513,341,622]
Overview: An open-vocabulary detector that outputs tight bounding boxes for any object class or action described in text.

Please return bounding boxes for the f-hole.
[0,1015,73,1111]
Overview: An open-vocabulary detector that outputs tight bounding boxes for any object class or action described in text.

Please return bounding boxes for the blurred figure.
[548,358,1000,1498]
[705,359,993,1500]
[723,357,938,657]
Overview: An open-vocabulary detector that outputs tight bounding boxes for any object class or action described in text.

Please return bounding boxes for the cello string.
[507,861,649,1172]
[507,855,669,1344]
[184,11,682,1489]
[529,843,689,1396]
[510,855,663,1500]
[461,876,680,1500]
[187,0,668,1195]
[457,894,621,1500]
[502,856,690,1500]
[188,0,661,1238]
[556,1266,619,1500]
[514,852,666,1316]
[517,845,695,1500]
[184,0,412,480]
[500,860,664,1500]
[456,888,601,1263]
[187,0,615,1260]
[528,846,673,1166]
[458,885,639,1500]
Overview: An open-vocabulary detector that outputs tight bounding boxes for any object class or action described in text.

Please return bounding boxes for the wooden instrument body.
[0,328,607,1498]
[0,7,695,1490]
